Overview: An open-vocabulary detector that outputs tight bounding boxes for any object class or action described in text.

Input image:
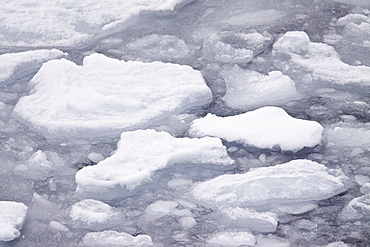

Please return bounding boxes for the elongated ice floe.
[13,53,212,139]
[273,31,370,86]
[189,106,323,152]
[81,230,153,247]
[191,159,348,208]
[76,129,233,195]
[0,0,186,47]
[0,201,28,242]
[0,49,66,82]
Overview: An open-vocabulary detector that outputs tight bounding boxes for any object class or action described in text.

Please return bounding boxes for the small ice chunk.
[277,202,318,215]
[0,102,6,110]
[69,199,121,225]
[207,231,256,247]
[13,54,212,139]
[0,201,28,241]
[0,49,66,82]
[28,150,52,167]
[221,65,298,109]
[49,221,69,232]
[192,159,348,208]
[336,14,369,26]
[180,216,197,228]
[339,195,370,221]
[146,200,193,221]
[88,152,105,164]
[76,129,233,194]
[168,178,193,188]
[81,230,153,247]
[293,219,317,230]
[220,207,278,233]
[189,106,323,152]
[332,0,370,7]
[326,241,349,247]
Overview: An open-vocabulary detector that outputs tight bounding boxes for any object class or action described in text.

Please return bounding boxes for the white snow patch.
[0,201,28,242]
[189,106,323,152]
[81,230,153,247]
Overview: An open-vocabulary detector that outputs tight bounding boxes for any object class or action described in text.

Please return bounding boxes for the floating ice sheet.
[75,129,233,195]
[13,53,212,139]
[81,230,153,247]
[191,159,348,208]
[189,106,323,152]
[0,201,28,242]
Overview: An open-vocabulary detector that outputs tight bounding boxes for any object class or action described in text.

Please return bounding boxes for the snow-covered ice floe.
[191,159,348,208]
[189,106,323,152]
[0,201,28,242]
[273,31,370,86]
[207,231,256,247]
[75,129,233,197]
[81,230,153,247]
[0,49,66,83]
[0,0,187,47]
[13,53,211,139]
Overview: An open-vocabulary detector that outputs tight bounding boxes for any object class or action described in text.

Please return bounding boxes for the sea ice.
[273,31,370,86]
[0,201,28,242]
[0,49,66,83]
[81,230,153,247]
[221,65,298,109]
[13,53,212,139]
[0,0,187,47]
[206,231,256,247]
[332,0,370,6]
[327,125,370,148]
[189,106,323,152]
[339,195,370,221]
[191,159,348,208]
[76,129,233,196]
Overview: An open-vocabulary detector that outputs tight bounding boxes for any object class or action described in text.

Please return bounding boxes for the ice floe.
[191,159,348,208]
[75,129,233,196]
[13,53,211,139]
[0,201,28,242]
[81,230,153,247]
[207,231,256,247]
[189,106,323,152]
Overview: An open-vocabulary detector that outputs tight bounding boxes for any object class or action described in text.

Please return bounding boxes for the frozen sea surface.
[1,0,370,246]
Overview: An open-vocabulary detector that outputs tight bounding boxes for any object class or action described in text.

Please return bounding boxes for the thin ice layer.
[0,0,186,47]
[273,31,370,86]
[0,201,28,242]
[13,54,212,139]
[75,129,233,193]
[0,49,66,82]
[192,159,348,208]
[189,106,323,152]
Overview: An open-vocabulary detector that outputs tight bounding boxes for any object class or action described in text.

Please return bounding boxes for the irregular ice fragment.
[81,230,153,247]
[0,201,28,241]
[189,106,323,152]
[207,231,256,247]
[339,195,370,221]
[76,129,233,194]
[191,159,348,208]
[13,54,211,139]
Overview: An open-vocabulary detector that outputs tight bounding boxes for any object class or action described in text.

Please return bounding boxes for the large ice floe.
[13,53,212,139]
[0,0,187,47]
[0,201,28,242]
[191,159,348,208]
[75,129,233,197]
[189,106,323,152]
[273,31,370,86]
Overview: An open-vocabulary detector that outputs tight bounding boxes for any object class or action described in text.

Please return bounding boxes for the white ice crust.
[81,230,153,247]
[189,106,323,152]
[76,129,233,193]
[0,49,66,82]
[191,159,348,208]
[0,0,186,47]
[13,53,212,139]
[221,66,298,109]
[0,201,28,242]
[273,31,370,86]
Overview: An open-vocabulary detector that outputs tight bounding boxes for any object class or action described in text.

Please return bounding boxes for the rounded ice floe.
[191,159,348,208]
[221,65,298,109]
[81,230,153,247]
[0,201,28,241]
[0,0,186,47]
[189,106,323,152]
[69,199,121,225]
[207,231,256,247]
[75,129,233,195]
[13,53,212,139]
[273,31,370,86]
[0,49,66,83]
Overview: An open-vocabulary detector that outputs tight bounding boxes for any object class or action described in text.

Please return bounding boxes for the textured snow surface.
[0,0,186,47]
[221,66,298,109]
[273,31,370,86]
[76,129,233,194]
[192,159,348,208]
[0,201,28,241]
[13,53,211,139]
[189,106,323,151]
[81,230,153,247]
